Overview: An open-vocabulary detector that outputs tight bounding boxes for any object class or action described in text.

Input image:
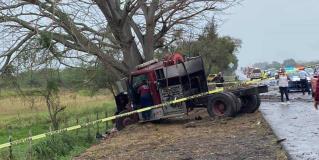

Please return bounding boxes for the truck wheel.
[207,93,237,117]
[240,95,259,113]
[256,94,261,107]
[224,92,242,113]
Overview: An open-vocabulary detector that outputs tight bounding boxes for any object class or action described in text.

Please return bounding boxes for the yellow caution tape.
[0,77,273,149]
[208,77,275,86]
[207,81,239,85]
[0,87,223,149]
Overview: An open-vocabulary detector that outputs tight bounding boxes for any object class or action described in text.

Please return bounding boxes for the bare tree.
[43,78,65,130]
[0,0,238,77]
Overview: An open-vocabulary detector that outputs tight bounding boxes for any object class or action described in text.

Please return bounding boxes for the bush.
[33,133,76,160]
[33,131,97,160]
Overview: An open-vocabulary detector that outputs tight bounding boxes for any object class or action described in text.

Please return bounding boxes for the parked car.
[287,71,311,92]
[207,74,217,82]
[250,68,262,80]
[305,68,314,76]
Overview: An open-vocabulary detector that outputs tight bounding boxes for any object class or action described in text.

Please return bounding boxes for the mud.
[74,109,286,160]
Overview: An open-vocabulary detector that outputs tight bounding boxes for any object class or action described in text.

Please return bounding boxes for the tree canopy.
[0,0,238,77]
[175,21,241,74]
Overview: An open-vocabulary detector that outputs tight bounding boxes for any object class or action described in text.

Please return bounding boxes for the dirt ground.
[74,109,287,160]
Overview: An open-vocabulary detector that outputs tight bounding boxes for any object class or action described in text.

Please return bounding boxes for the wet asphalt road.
[260,89,319,160]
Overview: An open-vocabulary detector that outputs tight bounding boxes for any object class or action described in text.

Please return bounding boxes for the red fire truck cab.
[114,53,268,130]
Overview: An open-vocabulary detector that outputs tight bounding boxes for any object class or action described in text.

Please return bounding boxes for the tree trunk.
[143,26,155,61]
[45,93,59,130]
[142,2,157,61]
[107,20,144,72]
[52,113,59,130]
[123,41,144,69]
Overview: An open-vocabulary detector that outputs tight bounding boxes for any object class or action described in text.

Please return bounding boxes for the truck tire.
[256,94,261,107]
[240,95,259,113]
[207,93,237,117]
[224,92,242,113]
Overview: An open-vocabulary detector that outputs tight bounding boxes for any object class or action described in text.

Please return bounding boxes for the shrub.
[33,133,76,160]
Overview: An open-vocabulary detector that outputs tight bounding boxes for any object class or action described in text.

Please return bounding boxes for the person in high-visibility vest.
[261,71,268,79]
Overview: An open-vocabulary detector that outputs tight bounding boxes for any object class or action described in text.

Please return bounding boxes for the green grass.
[0,89,116,160]
[0,126,111,160]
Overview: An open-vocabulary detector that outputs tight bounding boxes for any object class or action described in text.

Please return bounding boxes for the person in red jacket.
[314,77,319,110]
[137,80,153,120]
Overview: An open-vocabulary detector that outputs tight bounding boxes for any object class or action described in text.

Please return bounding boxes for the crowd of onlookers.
[276,66,319,110]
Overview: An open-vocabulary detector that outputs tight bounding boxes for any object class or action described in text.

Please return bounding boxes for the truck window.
[155,69,165,80]
[130,74,148,105]
[132,74,148,88]
[252,69,261,73]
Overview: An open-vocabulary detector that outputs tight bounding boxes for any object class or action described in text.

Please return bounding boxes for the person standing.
[278,71,290,103]
[137,80,153,120]
[213,72,225,87]
[299,68,310,95]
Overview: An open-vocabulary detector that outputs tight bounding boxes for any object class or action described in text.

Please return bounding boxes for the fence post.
[105,111,108,131]
[86,117,91,140]
[28,130,32,160]
[8,128,13,160]
[76,117,79,135]
[96,112,100,136]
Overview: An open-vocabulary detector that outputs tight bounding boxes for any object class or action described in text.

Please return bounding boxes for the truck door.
[147,71,161,105]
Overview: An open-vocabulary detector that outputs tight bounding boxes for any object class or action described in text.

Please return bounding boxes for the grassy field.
[0,89,116,159]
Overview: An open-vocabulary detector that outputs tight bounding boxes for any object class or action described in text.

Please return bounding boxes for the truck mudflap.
[257,85,268,94]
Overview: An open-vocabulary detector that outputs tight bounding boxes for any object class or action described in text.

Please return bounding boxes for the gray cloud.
[219,0,319,67]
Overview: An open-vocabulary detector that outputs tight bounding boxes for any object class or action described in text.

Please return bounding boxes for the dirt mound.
[74,109,287,160]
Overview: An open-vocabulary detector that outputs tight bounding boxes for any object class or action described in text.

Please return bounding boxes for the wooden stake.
[28,130,32,160]
[76,118,79,135]
[96,112,100,135]
[8,130,13,160]
[87,117,91,139]
[105,111,108,131]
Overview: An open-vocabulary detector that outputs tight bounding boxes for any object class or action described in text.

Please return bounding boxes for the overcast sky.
[218,0,319,67]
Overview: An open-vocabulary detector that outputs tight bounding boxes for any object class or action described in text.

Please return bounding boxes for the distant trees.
[175,21,241,74]
[252,58,313,70]
[282,59,297,67]
[0,66,113,91]
[253,61,281,70]
[252,62,270,70]
[299,60,319,67]
[270,61,281,69]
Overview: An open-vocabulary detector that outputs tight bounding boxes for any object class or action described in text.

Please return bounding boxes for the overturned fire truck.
[113,53,268,130]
